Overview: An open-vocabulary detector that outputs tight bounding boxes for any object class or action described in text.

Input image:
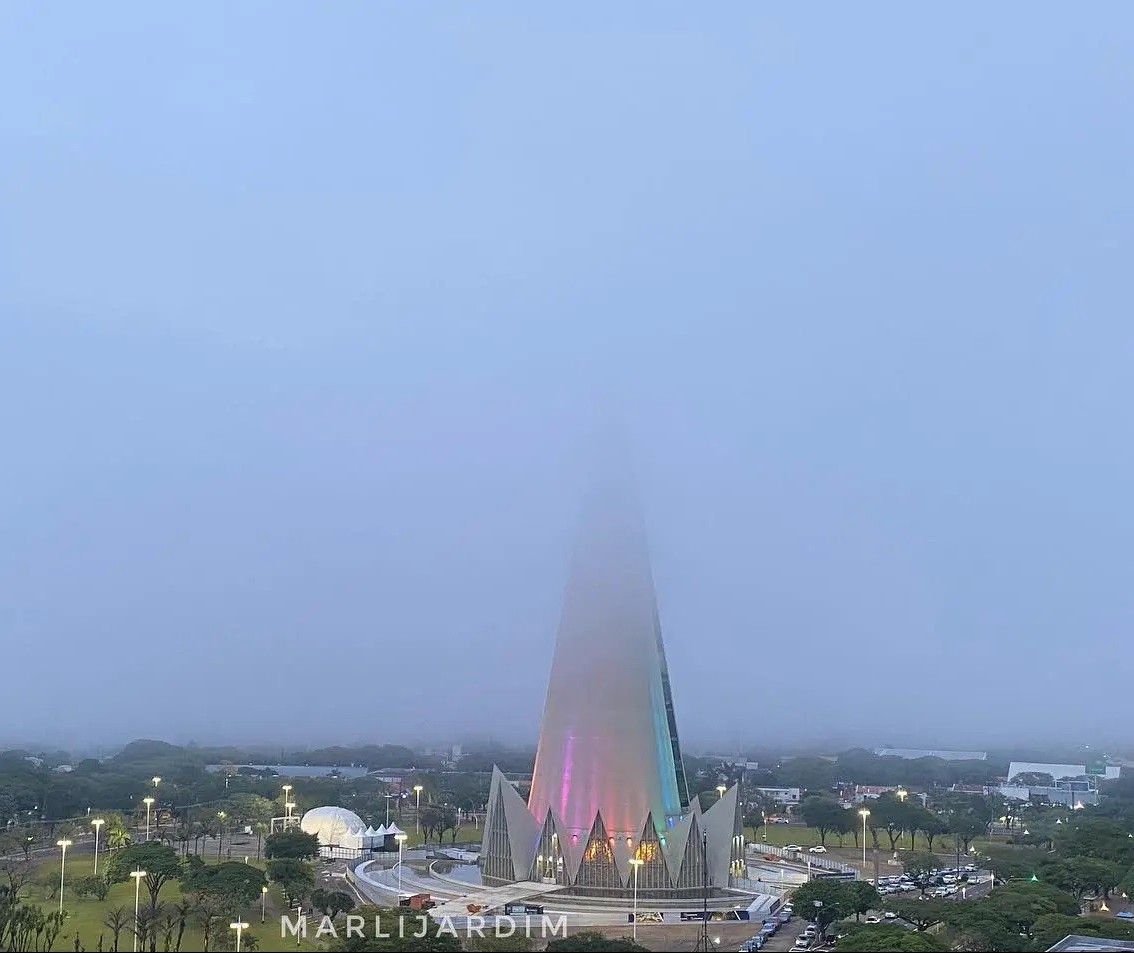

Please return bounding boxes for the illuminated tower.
[480,465,741,897]
[527,476,689,847]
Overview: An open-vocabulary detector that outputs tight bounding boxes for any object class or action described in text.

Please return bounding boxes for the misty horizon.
[4,4,1133,752]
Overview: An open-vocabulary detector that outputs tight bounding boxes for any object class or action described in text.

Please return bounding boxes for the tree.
[106,842,181,911]
[836,923,948,951]
[901,852,936,894]
[800,796,848,847]
[197,898,223,953]
[917,811,947,853]
[183,860,267,914]
[947,810,985,854]
[264,828,319,860]
[871,793,913,852]
[1031,913,1134,952]
[172,898,196,952]
[329,904,462,951]
[791,880,859,932]
[544,932,648,952]
[1041,855,1125,900]
[888,898,952,932]
[103,906,130,952]
[844,880,882,921]
[465,934,535,952]
[266,858,315,903]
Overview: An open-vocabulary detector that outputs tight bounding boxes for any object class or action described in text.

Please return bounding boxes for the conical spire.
[528,455,687,849]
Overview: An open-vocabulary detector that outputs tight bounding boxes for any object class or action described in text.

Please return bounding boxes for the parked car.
[808,845,827,853]
[785,844,802,851]
[865,915,882,924]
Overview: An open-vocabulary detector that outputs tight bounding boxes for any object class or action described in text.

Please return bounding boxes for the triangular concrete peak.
[529,808,571,886]
[480,766,540,884]
[701,783,741,890]
[575,811,622,891]
[632,811,672,890]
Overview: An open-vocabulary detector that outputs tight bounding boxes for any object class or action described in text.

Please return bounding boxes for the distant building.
[854,785,900,802]
[875,748,988,761]
[1007,761,1120,783]
[751,787,802,806]
[1001,775,1102,808]
[702,754,759,771]
[1047,936,1134,952]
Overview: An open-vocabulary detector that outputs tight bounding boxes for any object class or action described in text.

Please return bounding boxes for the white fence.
[746,842,858,878]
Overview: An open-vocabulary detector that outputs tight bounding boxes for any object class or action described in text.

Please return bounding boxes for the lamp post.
[91,818,105,876]
[284,803,296,829]
[130,869,147,953]
[262,885,268,923]
[858,809,870,868]
[143,796,155,842]
[629,858,644,942]
[762,813,768,842]
[414,785,424,834]
[395,832,408,896]
[384,793,396,826]
[282,785,293,822]
[896,789,907,847]
[229,920,249,952]
[152,776,161,789]
[716,785,727,800]
[56,839,72,914]
[217,811,227,859]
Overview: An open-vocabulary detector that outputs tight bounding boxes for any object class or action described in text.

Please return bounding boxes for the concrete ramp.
[428,880,566,919]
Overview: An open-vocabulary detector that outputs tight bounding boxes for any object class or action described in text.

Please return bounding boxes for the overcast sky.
[3,3,1133,753]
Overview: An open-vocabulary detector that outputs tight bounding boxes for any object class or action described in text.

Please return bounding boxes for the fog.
[3,4,1133,752]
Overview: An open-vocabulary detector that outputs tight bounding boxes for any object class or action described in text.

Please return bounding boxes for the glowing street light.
[896,788,908,846]
[151,776,161,788]
[143,797,155,842]
[395,832,408,896]
[261,884,269,923]
[716,785,727,799]
[858,809,871,867]
[284,803,296,828]
[414,785,424,834]
[217,811,227,858]
[91,818,105,876]
[762,813,768,842]
[384,793,396,826]
[229,920,249,952]
[282,785,293,818]
[628,857,644,941]
[56,839,72,914]
[130,869,147,953]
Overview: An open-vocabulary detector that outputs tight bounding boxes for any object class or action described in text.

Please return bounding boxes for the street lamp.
[143,797,155,842]
[217,811,227,858]
[629,858,644,942]
[384,793,396,826]
[284,803,296,828]
[414,785,424,834]
[896,789,907,846]
[152,776,161,788]
[716,785,727,799]
[282,785,293,818]
[229,920,249,952]
[91,818,105,876]
[395,832,408,896]
[762,813,768,842]
[858,809,870,867]
[261,885,269,923]
[56,839,72,914]
[130,869,147,953]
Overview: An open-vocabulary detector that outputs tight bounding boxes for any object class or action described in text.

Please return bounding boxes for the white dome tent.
[300,806,386,858]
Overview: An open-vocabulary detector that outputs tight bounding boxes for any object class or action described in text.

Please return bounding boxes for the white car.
[808,845,827,853]
[865,915,882,924]
[785,844,802,852]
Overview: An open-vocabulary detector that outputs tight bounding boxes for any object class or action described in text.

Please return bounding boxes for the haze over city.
[4,3,1133,750]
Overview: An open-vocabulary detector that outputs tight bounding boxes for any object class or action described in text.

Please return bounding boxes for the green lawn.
[746,823,972,854]
[21,853,320,951]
